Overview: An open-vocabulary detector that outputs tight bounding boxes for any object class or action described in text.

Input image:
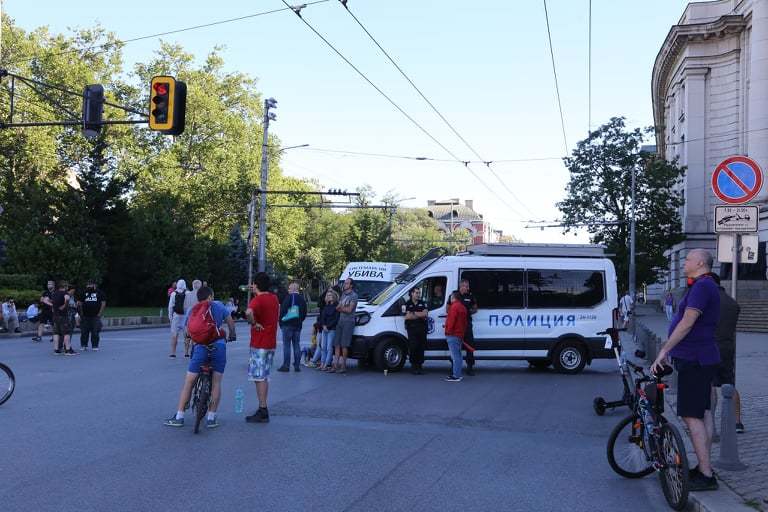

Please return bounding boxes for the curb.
[662,393,756,512]
[0,322,170,340]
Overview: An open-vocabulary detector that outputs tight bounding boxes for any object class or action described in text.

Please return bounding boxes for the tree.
[225,224,248,295]
[557,117,685,290]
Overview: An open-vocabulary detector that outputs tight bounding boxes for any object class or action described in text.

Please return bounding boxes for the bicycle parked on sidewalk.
[0,362,15,406]
[606,360,689,510]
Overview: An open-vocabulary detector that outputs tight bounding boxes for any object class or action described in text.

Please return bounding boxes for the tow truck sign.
[714,205,759,233]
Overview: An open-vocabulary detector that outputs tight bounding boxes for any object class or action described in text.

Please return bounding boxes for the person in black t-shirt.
[457,278,478,376]
[404,287,428,375]
[78,279,107,351]
[34,280,56,342]
[51,280,76,355]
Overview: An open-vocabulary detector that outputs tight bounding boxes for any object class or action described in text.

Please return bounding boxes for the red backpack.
[187,300,222,345]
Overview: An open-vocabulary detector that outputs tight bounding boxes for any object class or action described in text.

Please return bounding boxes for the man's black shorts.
[40,309,53,324]
[673,358,717,419]
[52,316,72,336]
[713,349,735,387]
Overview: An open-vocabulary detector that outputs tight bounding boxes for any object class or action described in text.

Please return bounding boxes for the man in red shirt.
[245,272,280,423]
[445,291,468,382]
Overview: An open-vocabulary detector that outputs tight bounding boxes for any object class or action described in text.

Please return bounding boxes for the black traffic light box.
[149,76,187,136]
[81,84,104,139]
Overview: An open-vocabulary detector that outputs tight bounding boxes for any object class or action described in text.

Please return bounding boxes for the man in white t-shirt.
[619,291,633,327]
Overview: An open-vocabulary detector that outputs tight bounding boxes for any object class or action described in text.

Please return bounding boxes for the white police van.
[350,244,618,374]
[339,261,408,301]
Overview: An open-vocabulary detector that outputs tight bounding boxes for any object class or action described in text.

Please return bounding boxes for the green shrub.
[0,274,38,289]
[0,289,41,308]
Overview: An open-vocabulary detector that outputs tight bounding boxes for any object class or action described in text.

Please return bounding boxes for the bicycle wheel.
[193,374,211,434]
[607,414,655,478]
[658,422,689,511]
[0,363,15,406]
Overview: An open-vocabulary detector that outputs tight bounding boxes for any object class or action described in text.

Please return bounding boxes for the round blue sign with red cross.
[711,156,764,204]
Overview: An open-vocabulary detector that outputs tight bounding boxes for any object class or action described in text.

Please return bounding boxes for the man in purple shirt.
[652,248,720,492]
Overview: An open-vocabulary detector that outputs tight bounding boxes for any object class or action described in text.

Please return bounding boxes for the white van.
[339,261,408,301]
[350,244,618,374]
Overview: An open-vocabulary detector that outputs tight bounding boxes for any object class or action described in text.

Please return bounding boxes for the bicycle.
[185,336,235,433]
[0,362,15,406]
[606,361,690,510]
[593,328,646,416]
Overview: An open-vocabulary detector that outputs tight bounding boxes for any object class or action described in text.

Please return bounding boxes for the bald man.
[652,248,721,491]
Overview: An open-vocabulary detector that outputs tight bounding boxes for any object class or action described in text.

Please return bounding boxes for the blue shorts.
[248,348,275,382]
[188,340,227,374]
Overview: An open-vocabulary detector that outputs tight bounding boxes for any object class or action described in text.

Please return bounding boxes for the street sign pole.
[731,233,739,300]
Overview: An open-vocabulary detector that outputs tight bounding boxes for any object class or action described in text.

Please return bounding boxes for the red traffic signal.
[149,76,186,135]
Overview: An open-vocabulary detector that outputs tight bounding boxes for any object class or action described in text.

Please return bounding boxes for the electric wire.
[5,1,332,66]
[543,0,569,154]
[280,0,524,217]
[337,0,535,217]
[292,146,564,164]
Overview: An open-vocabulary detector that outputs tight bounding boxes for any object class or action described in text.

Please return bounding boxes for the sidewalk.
[634,306,768,511]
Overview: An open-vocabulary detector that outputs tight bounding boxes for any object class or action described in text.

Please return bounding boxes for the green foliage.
[557,117,685,290]
[0,289,40,307]
[0,274,37,289]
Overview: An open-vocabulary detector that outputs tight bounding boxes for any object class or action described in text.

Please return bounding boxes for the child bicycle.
[0,362,15,406]
[606,360,690,510]
[593,328,646,416]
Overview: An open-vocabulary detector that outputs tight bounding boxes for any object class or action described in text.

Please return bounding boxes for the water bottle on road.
[234,388,244,413]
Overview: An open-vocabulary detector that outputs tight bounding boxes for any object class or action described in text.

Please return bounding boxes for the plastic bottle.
[234,388,244,414]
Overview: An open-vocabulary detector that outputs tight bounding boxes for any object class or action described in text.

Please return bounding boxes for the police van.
[350,244,618,374]
[339,261,408,301]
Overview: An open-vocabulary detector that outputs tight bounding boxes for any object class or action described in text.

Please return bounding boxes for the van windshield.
[339,280,392,302]
[394,248,446,284]
[370,282,407,305]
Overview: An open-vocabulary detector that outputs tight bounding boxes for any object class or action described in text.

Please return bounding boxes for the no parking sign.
[711,156,763,204]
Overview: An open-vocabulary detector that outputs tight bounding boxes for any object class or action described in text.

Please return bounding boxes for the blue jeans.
[281,327,302,368]
[321,330,336,366]
[446,336,463,378]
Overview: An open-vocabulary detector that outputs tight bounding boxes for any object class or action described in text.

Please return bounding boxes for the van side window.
[460,270,524,308]
[527,270,605,308]
[395,276,448,313]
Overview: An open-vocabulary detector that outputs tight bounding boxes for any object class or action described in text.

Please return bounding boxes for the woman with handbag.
[277,282,307,372]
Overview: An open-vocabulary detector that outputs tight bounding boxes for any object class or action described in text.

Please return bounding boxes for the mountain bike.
[606,362,689,510]
[593,328,646,416]
[0,362,15,406]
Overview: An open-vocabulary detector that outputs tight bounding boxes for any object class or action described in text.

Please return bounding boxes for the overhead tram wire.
[336,0,535,218]
[5,1,332,66]
[279,1,525,218]
[293,146,564,164]
[543,0,569,155]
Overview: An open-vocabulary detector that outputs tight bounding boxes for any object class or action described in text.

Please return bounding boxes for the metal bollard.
[717,384,747,471]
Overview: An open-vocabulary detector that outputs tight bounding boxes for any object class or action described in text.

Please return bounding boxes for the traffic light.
[149,76,187,135]
[81,84,104,139]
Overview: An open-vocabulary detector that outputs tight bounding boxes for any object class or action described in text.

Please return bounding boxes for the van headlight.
[355,312,371,326]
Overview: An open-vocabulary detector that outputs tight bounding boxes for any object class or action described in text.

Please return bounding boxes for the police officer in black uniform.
[457,278,478,375]
[404,286,428,375]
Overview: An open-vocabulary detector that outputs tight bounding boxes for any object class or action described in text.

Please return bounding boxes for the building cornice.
[652,14,746,155]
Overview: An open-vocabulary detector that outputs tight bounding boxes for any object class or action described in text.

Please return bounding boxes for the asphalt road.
[0,323,675,512]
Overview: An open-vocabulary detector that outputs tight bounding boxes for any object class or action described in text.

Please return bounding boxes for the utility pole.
[629,162,637,328]
[247,97,277,302]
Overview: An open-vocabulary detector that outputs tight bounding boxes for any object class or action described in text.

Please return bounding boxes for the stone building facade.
[426,199,501,245]
[652,0,768,297]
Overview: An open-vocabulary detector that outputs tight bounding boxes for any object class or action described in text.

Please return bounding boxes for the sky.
[4,0,692,243]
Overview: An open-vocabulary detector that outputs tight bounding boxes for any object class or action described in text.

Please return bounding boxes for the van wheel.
[552,341,587,374]
[374,338,406,372]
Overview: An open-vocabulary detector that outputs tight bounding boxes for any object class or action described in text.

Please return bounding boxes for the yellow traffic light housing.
[149,76,186,135]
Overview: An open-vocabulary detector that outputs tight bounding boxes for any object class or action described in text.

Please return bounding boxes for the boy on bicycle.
[164,286,236,429]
